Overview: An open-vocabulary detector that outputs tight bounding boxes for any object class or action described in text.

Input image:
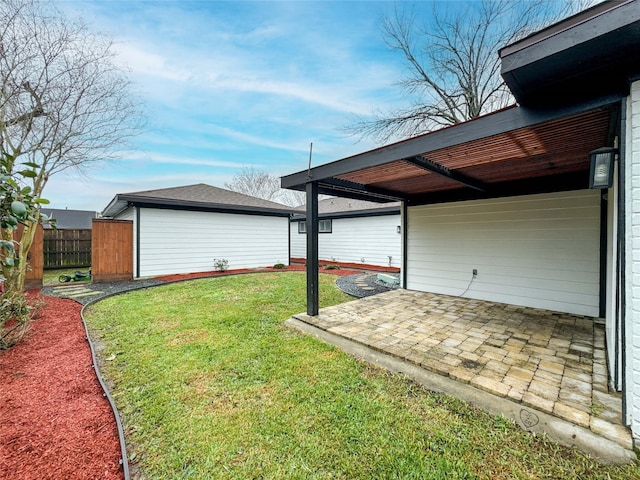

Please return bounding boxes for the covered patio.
[289,289,632,460]
[281,1,640,460]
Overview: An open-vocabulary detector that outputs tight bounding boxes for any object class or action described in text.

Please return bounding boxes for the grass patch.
[84,272,640,479]
[42,268,90,285]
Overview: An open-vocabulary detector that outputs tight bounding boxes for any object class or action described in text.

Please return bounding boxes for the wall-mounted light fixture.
[397,225,401,234]
[589,147,617,189]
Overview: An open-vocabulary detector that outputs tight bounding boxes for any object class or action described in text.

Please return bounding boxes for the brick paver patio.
[292,289,631,450]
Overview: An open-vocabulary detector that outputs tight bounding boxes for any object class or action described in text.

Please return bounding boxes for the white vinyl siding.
[125,208,288,277]
[406,190,600,316]
[626,80,640,439]
[291,214,401,268]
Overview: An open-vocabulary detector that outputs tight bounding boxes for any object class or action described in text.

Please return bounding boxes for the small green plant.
[323,264,340,270]
[590,402,605,417]
[272,263,286,269]
[0,292,43,350]
[213,258,229,272]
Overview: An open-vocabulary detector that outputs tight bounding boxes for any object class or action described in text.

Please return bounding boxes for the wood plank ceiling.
[335,107,613,200]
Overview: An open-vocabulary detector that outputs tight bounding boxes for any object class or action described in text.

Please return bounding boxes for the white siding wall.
[626,80,640,442]
[290,214,401,267]
[122,208,288,277]
[406,190,600,316]
[114,207,137,276]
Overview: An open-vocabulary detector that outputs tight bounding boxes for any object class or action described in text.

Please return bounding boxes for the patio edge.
[285,316,637,465]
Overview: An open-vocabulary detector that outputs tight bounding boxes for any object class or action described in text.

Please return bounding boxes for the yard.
[83,272,640,479]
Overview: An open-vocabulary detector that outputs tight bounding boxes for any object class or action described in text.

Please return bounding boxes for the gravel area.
[41,278,166,305]
[336,272,400,298]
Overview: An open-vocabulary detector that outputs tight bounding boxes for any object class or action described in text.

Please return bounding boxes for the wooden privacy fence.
[23,224,43,289]
[43,229,91,268]
[91,219,133,283]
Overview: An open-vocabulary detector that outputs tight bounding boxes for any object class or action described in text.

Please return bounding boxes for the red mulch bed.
[156,264,365,282]
[0,293,123,480]
[289,258,400,273]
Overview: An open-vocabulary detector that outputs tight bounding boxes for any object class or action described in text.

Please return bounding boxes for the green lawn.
[83,272,640,479]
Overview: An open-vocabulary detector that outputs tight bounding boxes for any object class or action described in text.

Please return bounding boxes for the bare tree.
[0,0,144,291]
[225,167,281,202]
[225,166,306,207]
[344,0,590,144]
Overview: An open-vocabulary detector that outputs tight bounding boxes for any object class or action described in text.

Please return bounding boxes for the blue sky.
[47,0,423,212]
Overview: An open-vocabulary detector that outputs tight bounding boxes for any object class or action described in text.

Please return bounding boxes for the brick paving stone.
[522,392,555,413]
[533,369,562,385]
[507,386,526,402]
[483,360,510,376]
[538,359,565,375]
[553,402,591,428]
[507,366,534,383]
[559,377,592,407]
[562,368,592,383]
[441,355,462,367]
[449,367,476,383]
[528,380,560,401]
[471,375,511,397]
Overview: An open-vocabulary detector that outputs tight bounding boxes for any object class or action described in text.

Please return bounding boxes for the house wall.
[406,190,601,316]
[290,214,402,267]
[116,207,289,277]
[626,79,640,442]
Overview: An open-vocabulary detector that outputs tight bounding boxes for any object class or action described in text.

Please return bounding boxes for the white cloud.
[119,151,250,169]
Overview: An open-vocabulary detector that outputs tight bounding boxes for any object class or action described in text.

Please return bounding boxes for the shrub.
[0,292,43,350]
[323,264,340,270]
[213,258,229,272]
[273,263,286,269]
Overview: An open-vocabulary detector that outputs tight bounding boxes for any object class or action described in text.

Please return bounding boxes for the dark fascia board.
[500,1,640,105]
[500,0,639,67]
[104,195,293,218]
[291,205,401,221]
[281,96,621,190]
[499,1,634,58]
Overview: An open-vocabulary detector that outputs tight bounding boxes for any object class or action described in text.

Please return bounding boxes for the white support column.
[626,80,640,441]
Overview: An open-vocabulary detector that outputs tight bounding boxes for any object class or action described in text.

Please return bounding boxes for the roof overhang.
[500,0,640,108]
[282,97,621,206]
[102,195,292,218]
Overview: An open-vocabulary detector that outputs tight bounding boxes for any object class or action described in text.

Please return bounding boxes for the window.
[319,219,332,233]
[298,219,332,234]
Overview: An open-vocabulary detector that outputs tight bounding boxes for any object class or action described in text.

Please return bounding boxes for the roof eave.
[110,196,293,217]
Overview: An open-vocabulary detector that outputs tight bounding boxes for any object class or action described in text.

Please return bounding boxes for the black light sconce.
[397,225,401,234]
[589,147,617,189]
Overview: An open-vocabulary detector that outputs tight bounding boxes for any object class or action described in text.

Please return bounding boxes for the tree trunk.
[4,220,37,292]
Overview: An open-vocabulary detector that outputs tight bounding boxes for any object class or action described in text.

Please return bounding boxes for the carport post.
[306,181,319,316]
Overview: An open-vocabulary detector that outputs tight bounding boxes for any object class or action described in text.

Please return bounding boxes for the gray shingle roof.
[316,197,401,215]
[292,197,400,219]
[102,183,293,217]
[41,208,99,229]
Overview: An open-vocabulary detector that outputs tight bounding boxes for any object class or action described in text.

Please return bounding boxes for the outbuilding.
[290,197,401,268]
[101,183,292,277]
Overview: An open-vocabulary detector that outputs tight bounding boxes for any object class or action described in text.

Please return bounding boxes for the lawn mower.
[58,270,92,283]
